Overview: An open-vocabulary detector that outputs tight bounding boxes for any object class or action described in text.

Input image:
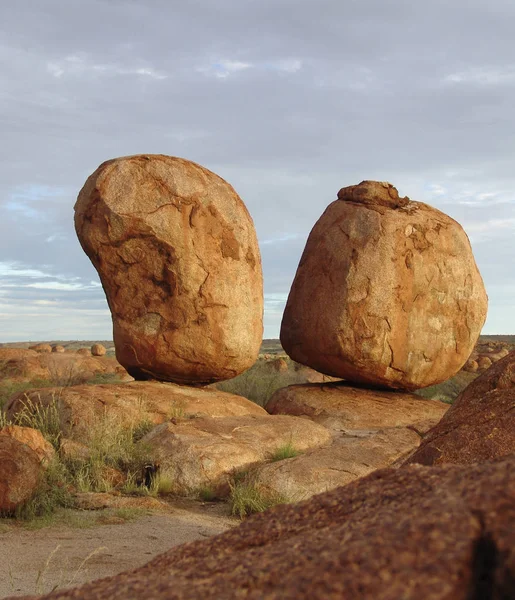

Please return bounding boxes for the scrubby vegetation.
[415,371,478,404]
[270,441,298,461]
[1,394,163,521]
[215,356,317,406]
[229,471,288,518]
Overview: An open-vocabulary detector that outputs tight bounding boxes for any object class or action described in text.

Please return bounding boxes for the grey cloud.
[1,0,514,340]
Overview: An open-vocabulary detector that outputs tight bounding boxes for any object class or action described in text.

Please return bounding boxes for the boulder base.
[0,425,55,467]
[256,427,420,501]
[266,382,449,434]
[0,436,41,513]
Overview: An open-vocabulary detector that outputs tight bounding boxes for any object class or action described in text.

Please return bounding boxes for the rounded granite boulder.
[281,180,488,390]
[75,155,263,384]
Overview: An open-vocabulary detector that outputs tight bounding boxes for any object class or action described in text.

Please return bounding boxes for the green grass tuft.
[270,441,299,462]
[229,475,289,518]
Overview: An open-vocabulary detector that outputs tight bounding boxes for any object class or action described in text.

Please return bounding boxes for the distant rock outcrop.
[75,154,263,384]
[281,180,488,390]
[30,343,52,354]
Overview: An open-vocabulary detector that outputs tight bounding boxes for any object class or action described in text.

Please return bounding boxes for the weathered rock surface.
[91,343,106,357]
[0,436,41,513]
[19,456,515,600]
[0,425,55,467]
[75,154,263,384]
[76,348,91,356]
[51,345,65,353]
[281,180,487,390]
[266,382,448,434]
[6,381,266,443]
[405,351,515,466]
[142,414,332,495]
[256,427,420,501]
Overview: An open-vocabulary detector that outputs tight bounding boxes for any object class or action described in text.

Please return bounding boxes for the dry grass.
[415,371,479,404]
[215,357,309,406]
[229,473,289,519]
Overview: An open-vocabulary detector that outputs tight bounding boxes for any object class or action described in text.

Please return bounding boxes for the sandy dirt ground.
[0,501,237,598]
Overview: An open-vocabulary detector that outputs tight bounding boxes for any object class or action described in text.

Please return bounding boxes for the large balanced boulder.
[266,382,449,434]
[75,155,263,384]
[281,180,487,390]
[6,381,266,443]
[19,456,515,600]
[405,351,515,466]
[0,435,41,513]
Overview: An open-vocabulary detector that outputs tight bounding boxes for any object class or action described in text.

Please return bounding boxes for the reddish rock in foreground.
[16,456,515,599]
[75,154,263,384]
[281,180,487,390]
[405,351,515,466]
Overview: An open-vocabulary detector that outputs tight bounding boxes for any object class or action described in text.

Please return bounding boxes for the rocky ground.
[0,499,235,598]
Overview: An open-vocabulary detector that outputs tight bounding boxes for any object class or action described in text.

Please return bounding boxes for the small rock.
[91,343,107,357]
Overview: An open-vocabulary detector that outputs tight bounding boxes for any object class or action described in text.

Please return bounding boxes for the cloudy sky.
[1,0,514,342]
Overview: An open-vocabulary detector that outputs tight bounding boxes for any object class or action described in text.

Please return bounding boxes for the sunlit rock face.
[281,180,488,391]
[75,154,263,384]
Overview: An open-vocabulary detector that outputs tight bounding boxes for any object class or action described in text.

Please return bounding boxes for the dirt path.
[0,501,237,598]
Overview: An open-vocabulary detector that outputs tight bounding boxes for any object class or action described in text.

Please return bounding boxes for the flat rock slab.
[6,382,265,443]
[142,414,332,494]
[16,456,515,599]
[256,427,421,501]
[266,382,449,434]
